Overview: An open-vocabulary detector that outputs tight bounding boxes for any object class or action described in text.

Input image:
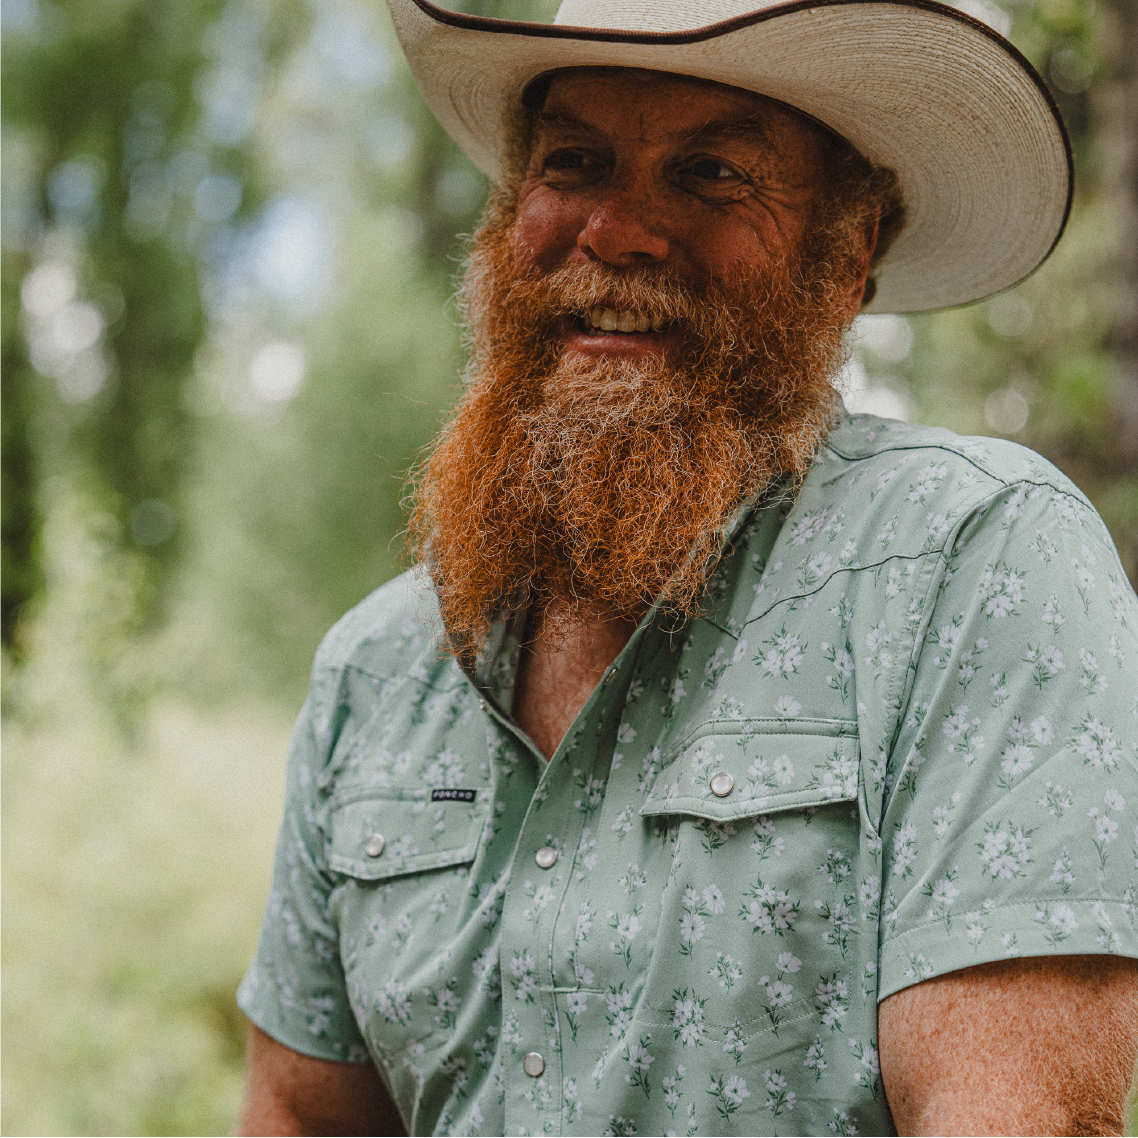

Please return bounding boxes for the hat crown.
[552,0,774,32]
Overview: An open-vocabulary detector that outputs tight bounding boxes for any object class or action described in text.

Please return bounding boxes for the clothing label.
[431,788,477,802]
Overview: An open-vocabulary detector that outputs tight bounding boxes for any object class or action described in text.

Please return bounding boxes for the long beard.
[409,193,856,659]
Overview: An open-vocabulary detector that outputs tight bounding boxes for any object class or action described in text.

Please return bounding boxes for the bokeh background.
[2,0,1135,1132]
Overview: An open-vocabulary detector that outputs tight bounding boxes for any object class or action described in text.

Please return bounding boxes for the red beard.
[409,191,857,659]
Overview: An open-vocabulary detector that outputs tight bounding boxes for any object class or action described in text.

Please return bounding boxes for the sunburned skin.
[511,68,863,364]
[513,600,641,761]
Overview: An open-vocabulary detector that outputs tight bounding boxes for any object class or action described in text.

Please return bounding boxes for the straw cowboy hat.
[386,0,1071,314]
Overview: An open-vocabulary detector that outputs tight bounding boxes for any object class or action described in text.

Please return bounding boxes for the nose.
[578,186,670,266]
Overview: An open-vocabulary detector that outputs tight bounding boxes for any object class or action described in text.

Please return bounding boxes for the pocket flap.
[639,719,859,822]
[327,788,490,881]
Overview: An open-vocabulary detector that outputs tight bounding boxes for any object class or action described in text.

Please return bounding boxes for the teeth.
[584,306,662,334]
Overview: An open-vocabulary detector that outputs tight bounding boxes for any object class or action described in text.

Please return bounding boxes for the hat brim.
[389,0,1072,313]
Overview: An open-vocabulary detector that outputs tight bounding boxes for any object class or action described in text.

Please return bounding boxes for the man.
[237,0,1138,1134]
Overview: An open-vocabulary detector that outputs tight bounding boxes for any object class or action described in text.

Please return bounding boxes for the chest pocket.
[640,717,860,823]
[327,787,491,881]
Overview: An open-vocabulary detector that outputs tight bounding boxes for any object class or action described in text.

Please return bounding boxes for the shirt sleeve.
[876,479,1138,1000]
[236,669,371,1062]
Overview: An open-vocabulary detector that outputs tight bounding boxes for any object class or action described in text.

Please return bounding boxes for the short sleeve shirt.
[238,412,1138,1137]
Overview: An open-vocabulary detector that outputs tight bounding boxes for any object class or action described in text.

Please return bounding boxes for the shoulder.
[793,413,1096,554]
[825,412,1087,494]
[310,568,441,689]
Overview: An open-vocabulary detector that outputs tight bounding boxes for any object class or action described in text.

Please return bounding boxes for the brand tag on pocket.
[431,788,477,802]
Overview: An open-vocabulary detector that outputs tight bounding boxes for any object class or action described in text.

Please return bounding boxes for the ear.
[842,207,881,320]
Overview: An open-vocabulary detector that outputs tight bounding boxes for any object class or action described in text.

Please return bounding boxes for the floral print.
[240,413,1137,1136]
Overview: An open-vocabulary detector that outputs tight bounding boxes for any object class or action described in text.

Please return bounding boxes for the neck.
[512,598,642,760]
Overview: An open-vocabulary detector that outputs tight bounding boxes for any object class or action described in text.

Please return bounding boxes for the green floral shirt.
[239,412,1138,1137]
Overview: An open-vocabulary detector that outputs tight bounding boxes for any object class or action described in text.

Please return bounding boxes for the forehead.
[533,67,826,157]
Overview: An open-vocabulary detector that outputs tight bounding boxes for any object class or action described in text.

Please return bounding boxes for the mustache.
[505,262,698,324]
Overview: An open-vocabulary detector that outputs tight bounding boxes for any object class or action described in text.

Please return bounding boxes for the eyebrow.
[532,109,779,154]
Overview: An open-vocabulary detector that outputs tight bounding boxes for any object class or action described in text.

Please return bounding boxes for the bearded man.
[236,1,1138,1134]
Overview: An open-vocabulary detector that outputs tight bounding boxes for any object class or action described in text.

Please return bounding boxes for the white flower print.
[1000,743,1035,783]
[798,550,835,588]
[775,695,802,717]
[891,821,919,878]
[1050,847,1076,893]
[804,1036,827,1080]
[941,704,985,763]
[608,908,643,966]
[1093,902,1121,953]
[1088,807,1120,870]
[741,875,800,934]
[624,1036,655,1096]
[773,754,796,785]
[709,952,743,991]
[979,562,1025,618]
[702,884,725,914]
[1023,643,1065,688]
[377,979,413,1024]
[1034,903,1079,946]
[1078,648,1108,694]
[671,990,707,1047]
[809,749,858,799]
[1072,716,1121,771]
[863,621,894,675]
[907,462,948,503]
[709,1073,752,1117]
[723,1019,747,1064]
[751,816,786,859]
[1038,779,1073,817]
[822,640,855,700]
[932,791,962,838]
[1042,593,1064,628]
[423,748,465,789]
[926,512,953,544]
[922,868,960,930]
[815,973,850,1029]
[978,821,1033,879]
[510,951,537,1002]
[755,627,806,678]
[605,985,634,1039]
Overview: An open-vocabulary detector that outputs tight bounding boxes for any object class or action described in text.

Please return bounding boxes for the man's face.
[513,68,868,360]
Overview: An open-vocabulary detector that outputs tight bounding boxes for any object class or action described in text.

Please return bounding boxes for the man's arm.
[237,1023,407,1137]
[879,954,1138,1136]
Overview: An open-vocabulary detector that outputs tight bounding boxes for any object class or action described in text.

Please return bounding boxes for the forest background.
[2,0,1136,1132]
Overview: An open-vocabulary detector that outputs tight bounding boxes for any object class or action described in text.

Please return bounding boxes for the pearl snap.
[534,846,558,869]
[523,1052,545,1077]
[709,771,734,797]
[364,833,386,857]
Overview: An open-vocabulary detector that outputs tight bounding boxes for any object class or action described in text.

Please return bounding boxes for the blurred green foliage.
[1,0,1134,1133]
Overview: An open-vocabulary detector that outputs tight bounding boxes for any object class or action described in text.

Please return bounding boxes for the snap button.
[523,1052,545,1077]
[534,846,558,870]
[363,833,386,857]
[709,771,734,797]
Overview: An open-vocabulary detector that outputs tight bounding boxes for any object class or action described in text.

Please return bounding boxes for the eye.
[544,149,591,172]
[688,158,738,182]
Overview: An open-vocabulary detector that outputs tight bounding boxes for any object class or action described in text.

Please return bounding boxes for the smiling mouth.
[579,306,668,336]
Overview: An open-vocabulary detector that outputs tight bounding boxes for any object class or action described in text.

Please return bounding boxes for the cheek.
[513,191,587,271]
